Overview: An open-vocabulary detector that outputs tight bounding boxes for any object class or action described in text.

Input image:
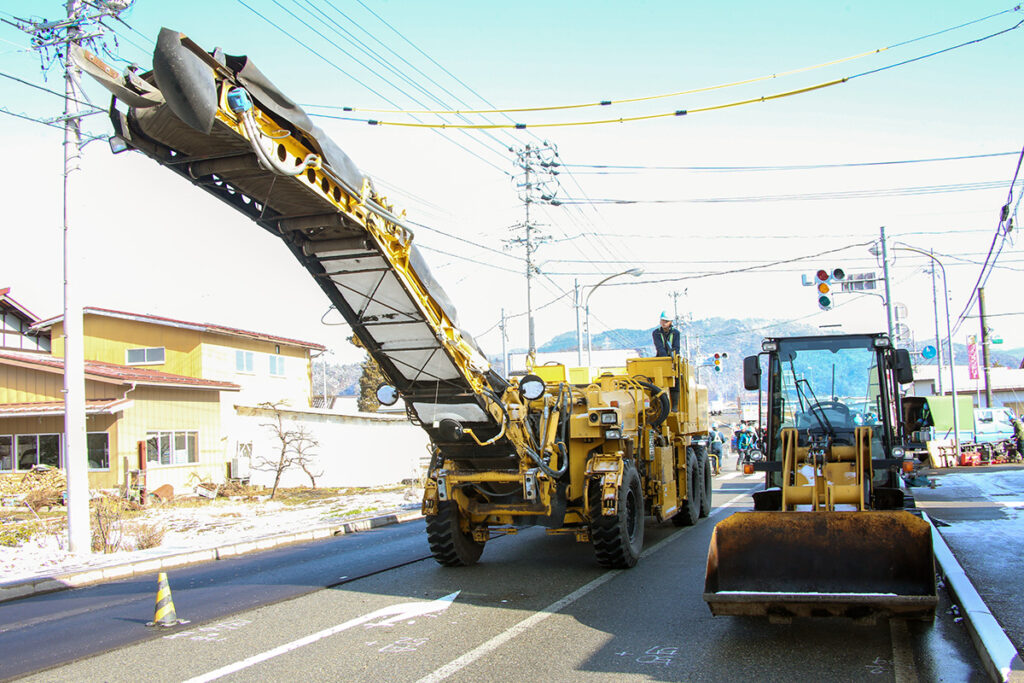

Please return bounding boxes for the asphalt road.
[6,473,988,682]
[912,464,1024,655]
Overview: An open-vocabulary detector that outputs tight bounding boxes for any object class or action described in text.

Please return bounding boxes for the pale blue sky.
[1,1,1021,365]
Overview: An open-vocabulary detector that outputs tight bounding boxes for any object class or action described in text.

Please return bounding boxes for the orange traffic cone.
[146,572,188,627]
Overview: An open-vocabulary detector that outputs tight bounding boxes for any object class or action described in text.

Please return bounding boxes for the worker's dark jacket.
[653,326,680,357]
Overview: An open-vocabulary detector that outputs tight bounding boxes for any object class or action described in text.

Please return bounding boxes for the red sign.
[967,334,979,380]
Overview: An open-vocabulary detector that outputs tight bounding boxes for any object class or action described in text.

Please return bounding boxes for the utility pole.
[10,0,132,554]
[507,143,559,362]
[499,308,509,377]
[929,252,944,394]
[574,280,582,366]
[978,287,993,408]
[671,290,690,358]
[879,226,895,343]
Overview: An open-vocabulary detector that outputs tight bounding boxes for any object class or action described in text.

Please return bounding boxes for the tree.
[254,402,321,499]
[349,335,387,412]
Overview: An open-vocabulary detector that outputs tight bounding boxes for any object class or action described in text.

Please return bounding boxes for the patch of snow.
[0,488,421,585]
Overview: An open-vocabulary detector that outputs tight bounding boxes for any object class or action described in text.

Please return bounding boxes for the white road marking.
[890,619,919,683]
[415,488,757,683]
[183,592,459,683]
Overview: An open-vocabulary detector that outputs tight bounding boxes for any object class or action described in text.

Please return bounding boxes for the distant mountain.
[494,318,1024,402]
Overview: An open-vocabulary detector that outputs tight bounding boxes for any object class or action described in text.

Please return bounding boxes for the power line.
[294,0,516,158]
[235,0,511,176]
[409,220,523,262]
[554,179,1023,205]
[559,151,1019,173]
[951,144,1024,334]
[329,5,1021,115]
[627,241,877,286]
[416,244,522,274]
[323,19,1023,130]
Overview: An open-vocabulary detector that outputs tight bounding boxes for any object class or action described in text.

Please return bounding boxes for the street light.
[582,268,644,366]
[892,244,960,460]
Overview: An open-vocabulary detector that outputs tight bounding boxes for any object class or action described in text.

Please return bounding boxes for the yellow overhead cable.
[362,79,848,130]
[337,48,883,115]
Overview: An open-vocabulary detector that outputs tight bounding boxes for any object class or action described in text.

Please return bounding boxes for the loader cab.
[745,333,912,495]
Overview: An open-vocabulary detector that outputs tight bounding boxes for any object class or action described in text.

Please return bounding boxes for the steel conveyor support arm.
[82,29,506,433]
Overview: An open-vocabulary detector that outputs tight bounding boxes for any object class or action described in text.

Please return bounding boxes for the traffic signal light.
[813,268,845,310]
[713,351,728,372]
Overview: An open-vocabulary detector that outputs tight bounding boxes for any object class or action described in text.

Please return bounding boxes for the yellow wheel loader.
[82,31,712,570]
[704,333,937,622]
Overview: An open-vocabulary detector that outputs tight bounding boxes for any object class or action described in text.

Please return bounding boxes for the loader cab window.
[769,337,888,460]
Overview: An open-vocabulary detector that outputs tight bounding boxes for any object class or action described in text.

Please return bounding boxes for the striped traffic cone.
[146,572,187,627]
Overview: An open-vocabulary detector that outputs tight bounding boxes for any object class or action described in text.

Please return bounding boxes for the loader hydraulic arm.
[82,30,507,431]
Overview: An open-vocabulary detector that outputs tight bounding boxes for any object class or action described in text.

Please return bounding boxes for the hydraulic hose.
[227,87,320,177]
[636,379,671,429]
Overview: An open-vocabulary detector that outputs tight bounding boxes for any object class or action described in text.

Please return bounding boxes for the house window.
[235,350,254,373]
[15,434,61,470]
[0,435,12,471]
[146,430,198,466]
[126,347,165,365]
[269,354,285,376]
[87,432,110,470]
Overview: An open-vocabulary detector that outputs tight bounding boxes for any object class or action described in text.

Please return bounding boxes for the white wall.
[233,405,430,488]
[202,342,312,408]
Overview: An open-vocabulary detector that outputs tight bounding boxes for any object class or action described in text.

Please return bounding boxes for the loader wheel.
[696,444,712,518]
[672,447,701,527]
[425,501,484,567]
[589,461,644,568]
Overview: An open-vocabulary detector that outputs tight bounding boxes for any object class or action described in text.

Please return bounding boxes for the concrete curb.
[924,512,1024,683]
[0,509,424,604]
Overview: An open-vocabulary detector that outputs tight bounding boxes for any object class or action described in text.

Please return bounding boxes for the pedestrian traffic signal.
[713,351,728,372]
[813,268,846,310]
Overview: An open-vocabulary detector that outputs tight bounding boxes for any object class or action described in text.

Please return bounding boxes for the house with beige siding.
[0,293,325,493]
[0,350,239,492]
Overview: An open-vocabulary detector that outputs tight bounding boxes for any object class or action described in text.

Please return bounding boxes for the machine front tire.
[589,461,645,568]
[672,447,701,527]
[426,501,484,567]
[697,444,712,518]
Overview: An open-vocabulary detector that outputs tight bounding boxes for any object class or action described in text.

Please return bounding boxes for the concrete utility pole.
[499,308,508,377]
[879,227,896,343]
[894,245,961,459]
[62,0,90,555]
[929,252,944,394]
[671,289,690,358]
[978,287,993,408]
[574,280,582,366]
[10,0,134,554]
[507,143,559,362]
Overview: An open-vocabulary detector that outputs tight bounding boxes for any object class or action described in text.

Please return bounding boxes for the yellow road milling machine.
[80,30,712,569]
[704,333,937,621]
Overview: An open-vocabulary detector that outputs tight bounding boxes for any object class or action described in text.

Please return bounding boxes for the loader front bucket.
[704,511,936,622]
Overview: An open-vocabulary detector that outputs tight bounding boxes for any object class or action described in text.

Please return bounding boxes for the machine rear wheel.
[426,501,484,567]
[672,447,701,527]
[590,461,644,568]
[698,445,712,518]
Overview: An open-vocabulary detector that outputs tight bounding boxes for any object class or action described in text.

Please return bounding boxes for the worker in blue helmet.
[652,311,680,357]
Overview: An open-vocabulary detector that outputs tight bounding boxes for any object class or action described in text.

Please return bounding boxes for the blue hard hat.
[659,311,670,321]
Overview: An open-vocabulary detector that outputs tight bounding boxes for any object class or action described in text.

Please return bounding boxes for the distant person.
[708,424,724,475]
[652,312,680,357]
